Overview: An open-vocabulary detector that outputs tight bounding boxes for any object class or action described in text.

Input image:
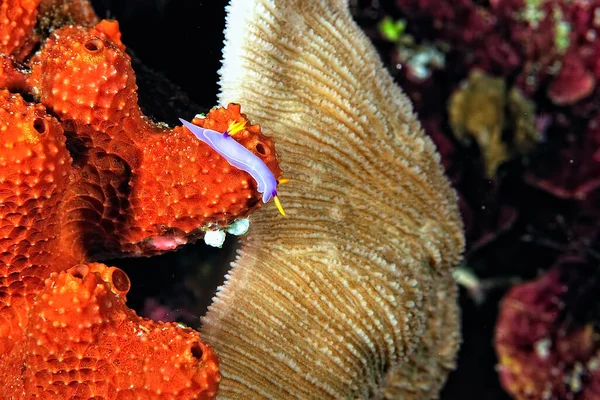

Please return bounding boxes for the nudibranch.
[180,117,286,216]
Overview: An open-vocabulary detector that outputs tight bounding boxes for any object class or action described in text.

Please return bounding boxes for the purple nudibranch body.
[179,118,285,214]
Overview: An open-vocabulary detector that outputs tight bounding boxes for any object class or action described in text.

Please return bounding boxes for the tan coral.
[200,0,465,398]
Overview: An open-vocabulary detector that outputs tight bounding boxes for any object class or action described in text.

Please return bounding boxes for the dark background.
[90,0,228,109]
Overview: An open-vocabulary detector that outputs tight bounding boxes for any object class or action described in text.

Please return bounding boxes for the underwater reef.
[6,0,600,399]
[0,0,466,399]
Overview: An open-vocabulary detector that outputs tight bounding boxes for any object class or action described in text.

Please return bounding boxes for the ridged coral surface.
[202,0,464,398]
[0,2,283,398]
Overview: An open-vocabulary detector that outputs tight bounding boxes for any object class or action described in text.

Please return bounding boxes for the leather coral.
[200,0,465,398]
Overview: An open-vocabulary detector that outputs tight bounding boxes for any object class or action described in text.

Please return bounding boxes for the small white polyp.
[204,230,226,248]
[226,218,250,236]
